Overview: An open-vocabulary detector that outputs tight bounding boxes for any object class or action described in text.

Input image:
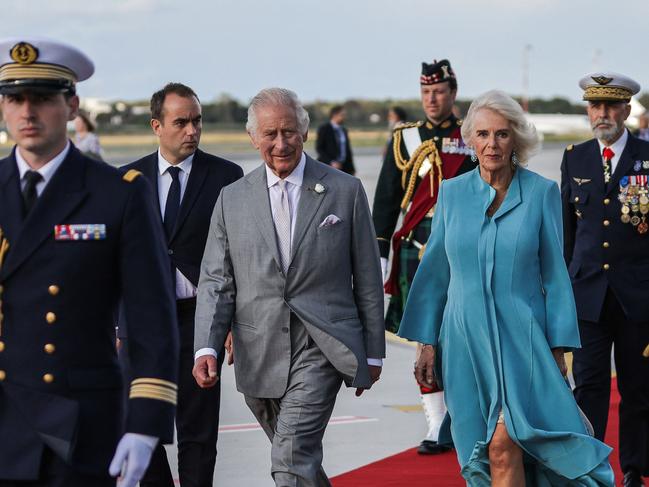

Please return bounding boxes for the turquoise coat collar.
[469,166,523,220]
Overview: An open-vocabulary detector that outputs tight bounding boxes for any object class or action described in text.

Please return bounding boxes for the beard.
[592,118,623,143]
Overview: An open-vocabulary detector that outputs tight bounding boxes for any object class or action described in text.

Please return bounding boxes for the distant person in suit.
[316,105,355,175]
[387,106,409,131]
[0,37,178,487]
[119,82,243,487]
[73,112,104,160]
[382,106,409,158]
[561,72,649,487]
[193,87,385,487]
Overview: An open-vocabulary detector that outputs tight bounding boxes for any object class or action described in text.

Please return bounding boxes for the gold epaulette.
[566,144,574,151]
[129,378,177,405]
[392,121,422,133]
[122,169,142,183]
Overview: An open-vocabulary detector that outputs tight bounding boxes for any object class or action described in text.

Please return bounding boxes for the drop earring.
[511,150,520,167]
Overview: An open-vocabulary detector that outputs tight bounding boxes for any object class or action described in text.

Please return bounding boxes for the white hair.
[246,87,310,136]
[461,90,540,165]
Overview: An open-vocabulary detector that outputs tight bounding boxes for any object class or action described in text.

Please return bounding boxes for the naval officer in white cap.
[0,38,178,487]
[561,72,649,487]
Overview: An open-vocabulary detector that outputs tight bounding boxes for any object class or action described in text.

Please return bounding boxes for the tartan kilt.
[385,217,432,333]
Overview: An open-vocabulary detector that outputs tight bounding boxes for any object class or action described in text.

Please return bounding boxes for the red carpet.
[332,379,622,486]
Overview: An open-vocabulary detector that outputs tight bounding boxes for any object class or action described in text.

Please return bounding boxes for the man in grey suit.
[192,87,385,487]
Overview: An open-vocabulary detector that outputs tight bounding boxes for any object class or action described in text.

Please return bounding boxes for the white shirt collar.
[157,149,194,176]
[15,140,70,183]
[265,152,306,188]
[597,128,628,157]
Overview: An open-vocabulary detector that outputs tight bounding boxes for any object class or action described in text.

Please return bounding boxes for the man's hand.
[224,331,234,366]
[552,347,567,377]
[380,257,389,283]
[414,344,436,387]
[355,365,382,397]
[330,161,343,170]
[193,355,219,388]
[108,433,158,487]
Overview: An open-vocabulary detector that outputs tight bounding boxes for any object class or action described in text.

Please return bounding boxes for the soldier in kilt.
[372,59,475,454]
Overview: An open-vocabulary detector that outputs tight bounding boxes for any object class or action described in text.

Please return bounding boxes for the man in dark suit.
[119,82,243,487]
[316,105,355,175]
[561,72,649,487]
[0,38,178,487]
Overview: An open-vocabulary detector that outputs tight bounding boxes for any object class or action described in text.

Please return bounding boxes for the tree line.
[94,93,649,132]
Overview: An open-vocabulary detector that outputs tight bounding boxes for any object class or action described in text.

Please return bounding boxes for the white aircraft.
[525,98,646,137]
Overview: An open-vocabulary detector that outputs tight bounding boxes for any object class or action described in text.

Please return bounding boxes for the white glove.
[380,257,389,283]
[109,432,158,487]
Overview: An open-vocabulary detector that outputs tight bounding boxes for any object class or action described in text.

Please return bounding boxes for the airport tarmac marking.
[387,404,423,412]
[219,415,378,433]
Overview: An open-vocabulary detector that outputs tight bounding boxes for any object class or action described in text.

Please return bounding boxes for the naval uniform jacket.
[372,114,476,259]
[561,133,649,323]
[0,145,178,480]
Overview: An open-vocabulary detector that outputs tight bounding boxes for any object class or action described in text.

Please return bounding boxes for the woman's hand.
[552,347,567,377]
[414,344,436,387]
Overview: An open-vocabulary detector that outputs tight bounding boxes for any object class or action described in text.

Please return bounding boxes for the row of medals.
[619,174,649,234]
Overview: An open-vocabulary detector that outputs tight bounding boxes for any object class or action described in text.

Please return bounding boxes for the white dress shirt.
[265,152,306,243]
[597,128,628,174]
[196,153,382,367]
[16,141,70,195]
[330,121,347,162]
[157,150,197,300]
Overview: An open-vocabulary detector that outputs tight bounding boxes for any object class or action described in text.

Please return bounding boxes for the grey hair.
[461,90,540,165]
[246,87,310,136]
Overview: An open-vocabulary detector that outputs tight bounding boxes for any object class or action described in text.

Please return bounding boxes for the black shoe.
[623,470,644,487]
[416,440,452,455]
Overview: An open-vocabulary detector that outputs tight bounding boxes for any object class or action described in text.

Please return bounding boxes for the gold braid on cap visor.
[0,63,77,83]
[583,86,632,102]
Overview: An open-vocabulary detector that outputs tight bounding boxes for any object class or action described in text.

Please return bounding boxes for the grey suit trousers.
[245,314,342,487]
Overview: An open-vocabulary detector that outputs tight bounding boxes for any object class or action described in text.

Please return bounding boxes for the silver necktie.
[274,180,292,273]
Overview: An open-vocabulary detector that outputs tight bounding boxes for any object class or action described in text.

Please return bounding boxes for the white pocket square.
[319,214,342,228]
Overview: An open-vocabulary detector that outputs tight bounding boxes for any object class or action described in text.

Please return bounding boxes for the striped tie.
[274,180,292,273]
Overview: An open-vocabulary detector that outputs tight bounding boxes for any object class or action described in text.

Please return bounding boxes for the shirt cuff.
[367,358,383,367]
[195,348,217,361]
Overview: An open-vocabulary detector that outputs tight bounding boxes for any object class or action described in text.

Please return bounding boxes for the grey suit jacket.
[194,155,385,398]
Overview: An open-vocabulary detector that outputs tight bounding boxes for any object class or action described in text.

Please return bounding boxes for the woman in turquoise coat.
[399,90,614,486]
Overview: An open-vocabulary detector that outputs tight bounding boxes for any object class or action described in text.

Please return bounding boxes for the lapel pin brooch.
[314,183,326,194]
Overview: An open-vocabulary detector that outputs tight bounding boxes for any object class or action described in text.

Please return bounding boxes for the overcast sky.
[4,0,649,104]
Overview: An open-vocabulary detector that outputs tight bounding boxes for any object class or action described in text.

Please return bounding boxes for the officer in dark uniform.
[561,72,649,487]
[372,60,475,455]
[0,38,178,487]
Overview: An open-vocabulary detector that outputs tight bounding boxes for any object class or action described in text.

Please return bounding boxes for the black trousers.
[121,298,223,487]
[573,288,649,475]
